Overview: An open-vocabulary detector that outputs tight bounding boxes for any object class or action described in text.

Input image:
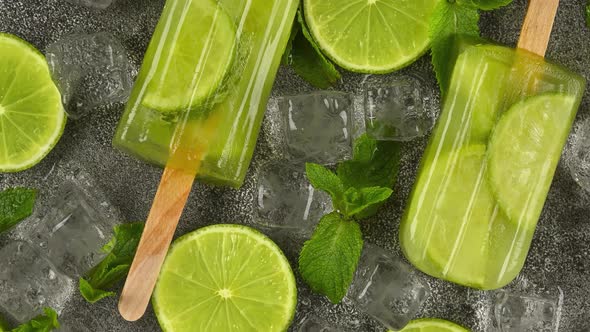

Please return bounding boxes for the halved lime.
[487,94,576,229]
[397,318,470,332]
[153,224,297,332]
[406,145,502,288]
[303,0,439,73]
[0,33,65,172]
[142,0,236,113]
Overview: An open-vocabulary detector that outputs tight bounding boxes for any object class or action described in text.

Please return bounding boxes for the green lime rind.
[0,33,65,173]
[153,224,297,332]
[487,93,576,230]
[142,0,236,113]
[303,0,439,73]
[398,318,471,332]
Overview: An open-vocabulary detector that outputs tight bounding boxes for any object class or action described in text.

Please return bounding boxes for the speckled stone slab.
[0,0,589,331]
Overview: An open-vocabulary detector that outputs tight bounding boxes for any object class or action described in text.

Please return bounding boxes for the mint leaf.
[305,163,345,201]
[80,222,144,303]
[0,188,37,234]
[460,0,512,10]
[342,187,393,219]
[430,1,480,93]
[11,308,59,332]
[299,213,363,303]
[289,9,341,88]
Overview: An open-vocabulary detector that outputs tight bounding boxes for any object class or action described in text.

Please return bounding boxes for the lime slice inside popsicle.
[303,0,438,73]
[153,224,297,332]
[142,0,236,113]
[0,33,65,172]
[487,94,576,229]
[397,318,470,332]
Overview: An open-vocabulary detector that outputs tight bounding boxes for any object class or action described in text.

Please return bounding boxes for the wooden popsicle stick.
[517,0,560,57]
[118,166,196,321]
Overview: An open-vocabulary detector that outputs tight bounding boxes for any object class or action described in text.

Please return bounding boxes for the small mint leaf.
[0,187,37,234]
[305,163,344,202]
[11,308,59,332]
[299,213,363,303]
[342,187,393,219]
[79,278,116,304]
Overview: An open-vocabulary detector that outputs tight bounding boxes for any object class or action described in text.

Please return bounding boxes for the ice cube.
[28,181,118,278]
[64,0,113,10]
[364,75,435,141]
[46,32,132,119]
[295,315,342,332]
[0,241,74,322]
[253,161,332,236]
[281,92,354,164]
[565,118,590,193]
[347,244,430,330]
[494,290,561,332]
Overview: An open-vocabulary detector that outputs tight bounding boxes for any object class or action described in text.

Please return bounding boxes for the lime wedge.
[487,94,576,229]
[397,318,470,332]
[142,0,236,113]
[0,33,65,172]
[303,0,439,73]
[153,224,297,332]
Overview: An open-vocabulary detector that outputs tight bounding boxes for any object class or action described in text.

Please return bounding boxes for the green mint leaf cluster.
[10,308,59,332]
[282,9,341,88]
[0,187,37,234]
[299,135,402,303]
[298,213,363,303]
[80,222,144,303]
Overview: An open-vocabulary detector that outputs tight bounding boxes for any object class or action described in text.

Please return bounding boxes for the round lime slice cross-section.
[397,318,470,332]
[153,224,297,332]
[487,94,576,229]
[0,33,65,172]
[142,0,236,113]
[303,0,439,73]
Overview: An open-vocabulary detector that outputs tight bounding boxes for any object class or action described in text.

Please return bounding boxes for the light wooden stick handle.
[118,167,195,321]
[517,0,560,57]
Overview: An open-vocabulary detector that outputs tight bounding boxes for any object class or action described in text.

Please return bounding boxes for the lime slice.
[406,145,503,287]
[397,318,470,332]
[0,33,65,172]
[153,224,297,332]
[487,94,576,229]
[303,0,439,73]
[142,0,236,113]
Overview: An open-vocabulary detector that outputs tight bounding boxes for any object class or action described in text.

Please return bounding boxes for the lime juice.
[400,41,585,289]
[114,0,298,187]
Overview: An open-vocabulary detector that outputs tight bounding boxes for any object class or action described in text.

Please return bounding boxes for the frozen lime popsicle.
[114,0,298,188]
[400,4,585,289]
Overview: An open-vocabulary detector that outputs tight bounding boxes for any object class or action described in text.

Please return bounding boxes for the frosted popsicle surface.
[114,0,298,187]
[400,42,585,290]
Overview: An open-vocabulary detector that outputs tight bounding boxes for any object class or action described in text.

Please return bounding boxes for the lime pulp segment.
[0,33,65,172]
[142,0,236,113]
[303,0,439,73]
[398,318,470,332]
[153,224,297,332]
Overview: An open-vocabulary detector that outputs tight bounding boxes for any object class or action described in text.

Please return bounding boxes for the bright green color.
[299,213,363,303]
[401,42,585,290]
[487,94,576,229]
[114,0,299,188]
[303,0,439,73]
[398,318,470,332]
[0,33,65,172]
[0,187,37,234]
[11,308,60,332]
[142,0,236,112]
[0,315,8,331]
[80,222,144,303]
[153,224,297,332]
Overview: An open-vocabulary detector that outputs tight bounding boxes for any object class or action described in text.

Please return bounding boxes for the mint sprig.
[299,135,402,303]
[0,187,37,234]
[79,222,144,303]
[10,308,59,332]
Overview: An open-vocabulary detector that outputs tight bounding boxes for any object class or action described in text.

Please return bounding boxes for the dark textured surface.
[0,0,589,331]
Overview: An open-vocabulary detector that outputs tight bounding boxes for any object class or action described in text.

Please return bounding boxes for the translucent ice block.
[565,118,590,193]
[0,241,74,322]
[400,40,586,289]
[113,0,299,187]
[494,290,562,332]
[348,245,430,331]
[64,0,113,9]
